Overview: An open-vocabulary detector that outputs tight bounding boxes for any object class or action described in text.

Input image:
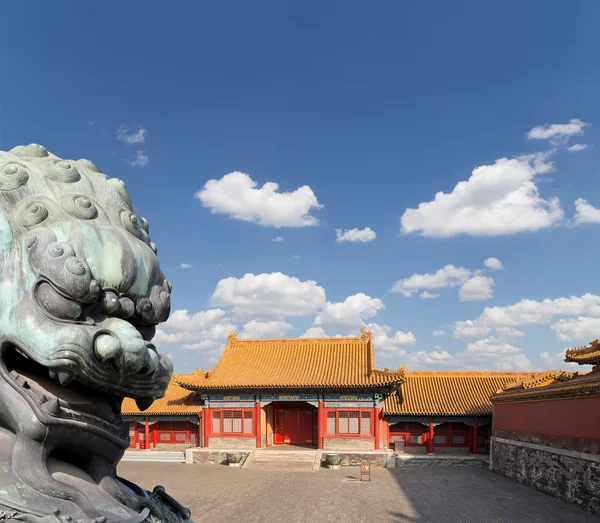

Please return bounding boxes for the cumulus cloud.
[406,336,533,371]
[116,125,147,145]
[419,291,439,300]
[567,144,589,152]
[313,293,384,331]
[301,327,328,338]
[400,154,563,237]
[211,272,326,321]
[368,323,416,356]
[391,264,472,297]
[178,263,193,269]
[273,236,284,242]
[126,151,149,167]
[453,320,491,339]
[573,198,600,225]
[540,350,591,371]
[195,172,322,228]
[335,227,376,243]
[550,316,600,342]
[526,119,587,145]
[483,257,503,270]
[459,276,494,302]
[453,293,600,339]
[239,320,293,339]
[432,329,446,337]
[154,308,236,354]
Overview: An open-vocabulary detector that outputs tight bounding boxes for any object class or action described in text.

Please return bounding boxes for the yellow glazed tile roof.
[122,378,203,416]
[174,329,405,391]
[383,371,535,416]
[491,369,598,404]
[565,339,600,365]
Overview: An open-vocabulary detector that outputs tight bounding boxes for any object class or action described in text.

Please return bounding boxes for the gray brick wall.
[323,437,374,450]
[491,436,600,515]
[208,437,255,449]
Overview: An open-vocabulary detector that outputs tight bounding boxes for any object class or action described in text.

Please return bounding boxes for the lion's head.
[0,144,179,522]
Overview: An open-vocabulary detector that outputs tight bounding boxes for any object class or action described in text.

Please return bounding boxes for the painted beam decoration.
[0,145,192,523]
[324,393,376,408]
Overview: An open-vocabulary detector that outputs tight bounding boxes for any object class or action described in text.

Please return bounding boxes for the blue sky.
[2,1,600,373]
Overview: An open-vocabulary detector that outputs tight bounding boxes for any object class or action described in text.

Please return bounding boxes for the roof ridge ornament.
[360,327,372,340]
[227,332,238,343]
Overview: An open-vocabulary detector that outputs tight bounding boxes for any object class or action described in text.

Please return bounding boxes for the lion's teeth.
[58,371,74,386]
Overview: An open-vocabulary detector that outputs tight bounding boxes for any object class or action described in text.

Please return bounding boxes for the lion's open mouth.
[1,343,126,438]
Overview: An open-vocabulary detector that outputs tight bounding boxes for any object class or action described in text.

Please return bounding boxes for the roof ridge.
[404,371,539,376]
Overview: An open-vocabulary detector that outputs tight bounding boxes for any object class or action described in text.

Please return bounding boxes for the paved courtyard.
[119,462,598,522]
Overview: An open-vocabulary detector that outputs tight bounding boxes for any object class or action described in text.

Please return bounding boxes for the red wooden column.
[472,421,479,454]
[197,413,202,447]
[144,418,150,450]
[427,422,434,454]
[203,407,211,448]
[317,400,324,450]
[373,407,380,450]
[255,401,262,449]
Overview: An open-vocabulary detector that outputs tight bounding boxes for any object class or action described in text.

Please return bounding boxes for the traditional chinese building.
[123,380,203,449]
[490,341,600,514]
[383,372,534,454]
[173,329,404,450]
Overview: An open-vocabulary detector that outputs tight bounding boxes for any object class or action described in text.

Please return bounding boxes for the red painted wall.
[494,397,600,440]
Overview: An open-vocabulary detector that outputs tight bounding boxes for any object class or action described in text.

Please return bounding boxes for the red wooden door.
[274,409,285,444]
[297,410,313,444]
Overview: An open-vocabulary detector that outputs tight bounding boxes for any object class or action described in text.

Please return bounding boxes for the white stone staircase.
[122,450,186,463]
[245,449,321,471]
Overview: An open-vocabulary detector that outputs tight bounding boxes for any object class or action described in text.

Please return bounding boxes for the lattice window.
[243,411,252,433]
[360,411,371,435]
[327,412,336,434]
[433,435,447,444]
[159,432,171,442]
[175,433,187,442]
[409,434,422,444]
[212,411,221,433]
[452,435,466,445]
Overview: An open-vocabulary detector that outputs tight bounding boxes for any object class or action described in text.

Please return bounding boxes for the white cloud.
[573,198,600,225]
[335,227,376,243]
[301,327,328,338]
[400,154,563,237]
[453,293,600,339]
[466,337,521,354]
[313,293,384,331]
[369,323,416,357]
[195,172,322,228]
[540,350,591,371]
[126,151,149,167]
[483,257,503,270]
[178,263,193,269]
[239,320,293,339]
[495,326,526,338]
[273,236,284,242]
[391,264,471,297]
[116,125,147,145]
[432,329,445,337]
[526,119,587,145]
[154,308,237,354]
[211,272,326,321]
[567,144,589,152]
[459,276,494,302]
[550,316,600,342]
[406,337,533,371]
[453,320,491,339]
[419,291,439,300]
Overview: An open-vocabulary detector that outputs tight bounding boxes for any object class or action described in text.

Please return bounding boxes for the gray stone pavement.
[118,462,599,523]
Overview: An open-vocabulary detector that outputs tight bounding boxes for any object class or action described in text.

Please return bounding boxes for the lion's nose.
[94,333,158,376]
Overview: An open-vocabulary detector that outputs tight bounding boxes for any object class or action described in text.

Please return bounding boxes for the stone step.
[122,451,186,463]
[246,461,315,471]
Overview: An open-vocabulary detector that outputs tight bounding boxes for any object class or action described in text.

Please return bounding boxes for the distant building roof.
[383,371,535,417]
[122,378,202,416]
[174,329,405,391]
[565,339,600,366]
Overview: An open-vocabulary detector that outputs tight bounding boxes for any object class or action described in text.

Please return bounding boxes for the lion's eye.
[36,282,83,321]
